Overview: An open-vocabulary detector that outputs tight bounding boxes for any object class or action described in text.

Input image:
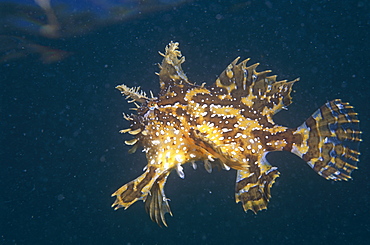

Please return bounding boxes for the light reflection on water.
[0,0,190,63]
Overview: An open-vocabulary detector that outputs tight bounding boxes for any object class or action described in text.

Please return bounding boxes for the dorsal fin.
[212,58,299,116]
[158,42,193,95]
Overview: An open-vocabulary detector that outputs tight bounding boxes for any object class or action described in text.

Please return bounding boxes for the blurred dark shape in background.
[0,0,190,63]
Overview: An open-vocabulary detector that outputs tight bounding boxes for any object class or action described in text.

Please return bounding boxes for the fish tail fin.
[292,99,362,180]
[111,166,159,210]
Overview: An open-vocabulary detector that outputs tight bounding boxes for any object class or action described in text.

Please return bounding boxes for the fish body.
[111,42,361,226]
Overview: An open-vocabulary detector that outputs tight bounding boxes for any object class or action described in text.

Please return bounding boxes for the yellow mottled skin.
[111,42,361,226]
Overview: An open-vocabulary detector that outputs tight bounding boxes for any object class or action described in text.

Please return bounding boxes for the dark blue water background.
[1,0,369,244]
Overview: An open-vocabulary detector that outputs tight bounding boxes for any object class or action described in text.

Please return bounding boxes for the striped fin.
[111,166,160,211]
[144,172,172,227]
[213,57,298,116]
[112,166,172,227]
[292,99,361,180]
[235,153,280,213]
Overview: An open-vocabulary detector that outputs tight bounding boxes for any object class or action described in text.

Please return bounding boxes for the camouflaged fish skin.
[111,42,362,227]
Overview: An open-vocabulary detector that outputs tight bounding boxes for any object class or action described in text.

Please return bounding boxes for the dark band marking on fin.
[294,99,361,181]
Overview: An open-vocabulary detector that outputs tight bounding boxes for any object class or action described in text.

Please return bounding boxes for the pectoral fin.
[144,172,172,227]
[111,166,159,210]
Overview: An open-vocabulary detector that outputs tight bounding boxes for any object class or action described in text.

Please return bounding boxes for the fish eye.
[148,102,157,110]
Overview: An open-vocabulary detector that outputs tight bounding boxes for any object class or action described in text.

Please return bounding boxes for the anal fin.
[235,153,280,213]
